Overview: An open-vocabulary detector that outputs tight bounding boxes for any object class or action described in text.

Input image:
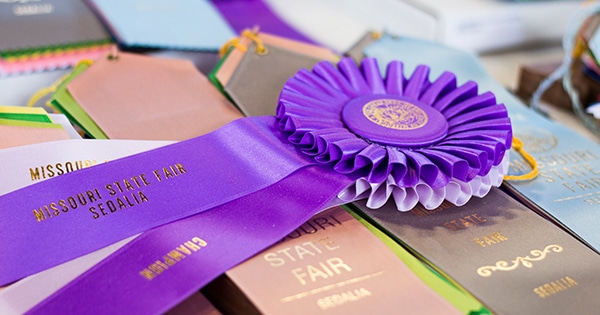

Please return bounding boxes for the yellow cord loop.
[26,75,69,109]
[241,29,267,55]
[218,28,267,58]
[219,37,247,58]
[26,59,95,110]
[504,137,539,181]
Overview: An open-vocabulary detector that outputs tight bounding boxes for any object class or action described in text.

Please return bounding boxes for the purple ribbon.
[0,116,314,286]
[211,0,316,44]
[2,57,512,313]
[27,166,350,314]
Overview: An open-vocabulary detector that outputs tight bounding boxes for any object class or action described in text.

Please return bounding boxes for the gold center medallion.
[362,99,428,130]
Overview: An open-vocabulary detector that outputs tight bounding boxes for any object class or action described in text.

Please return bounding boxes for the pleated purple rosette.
[277,57,512,210]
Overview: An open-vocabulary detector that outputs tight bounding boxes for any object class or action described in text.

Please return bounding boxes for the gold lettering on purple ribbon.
[362,99,427,130]
[90,173,152,219]
[32,163,187,222]
[139,236,208,281]
[33,188,103,222]
[152,163,187,182]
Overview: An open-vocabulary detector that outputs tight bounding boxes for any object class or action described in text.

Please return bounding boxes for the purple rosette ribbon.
[276,57,512,210]
[3,57,512,314]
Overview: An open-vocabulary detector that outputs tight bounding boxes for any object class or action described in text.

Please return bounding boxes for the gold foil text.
[533,276,578,298]
[291,257,352,285]
[443,213,487,231]
[139,236,207,281]
[317,287,372,310]
[264,238,339,267]
[473,232,508,248]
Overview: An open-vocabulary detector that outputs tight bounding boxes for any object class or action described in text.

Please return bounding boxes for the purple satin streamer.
[211,0,316,44]
[26,166,352,315]
[0,116,313,286]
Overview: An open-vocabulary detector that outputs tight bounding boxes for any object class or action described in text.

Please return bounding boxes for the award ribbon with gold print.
[277,57,511,210]
[0,57,511,314]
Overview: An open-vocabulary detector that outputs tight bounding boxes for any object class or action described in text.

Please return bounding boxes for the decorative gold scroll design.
[477,244,563,277]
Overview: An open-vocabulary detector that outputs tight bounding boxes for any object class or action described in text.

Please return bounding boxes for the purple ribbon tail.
[211,0,316,44]
[26,166,352,315]
[0,117,312,286]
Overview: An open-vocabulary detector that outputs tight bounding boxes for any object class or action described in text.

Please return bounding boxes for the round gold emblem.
[362,99,428,130]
